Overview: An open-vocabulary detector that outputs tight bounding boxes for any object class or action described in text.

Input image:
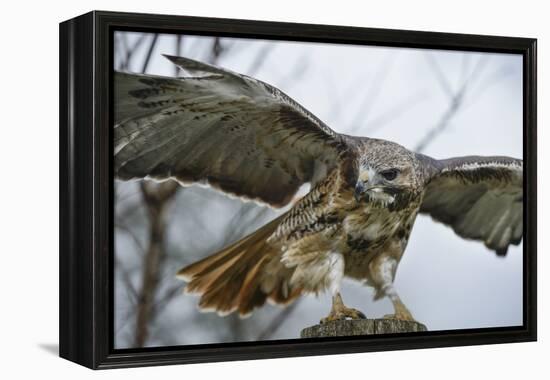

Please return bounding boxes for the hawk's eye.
[380,169,399,181]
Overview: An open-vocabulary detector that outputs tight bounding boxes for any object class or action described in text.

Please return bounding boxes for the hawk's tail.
[176,214,301,317]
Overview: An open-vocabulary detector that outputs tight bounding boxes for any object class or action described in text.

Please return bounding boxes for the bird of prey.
[114,54,523,324]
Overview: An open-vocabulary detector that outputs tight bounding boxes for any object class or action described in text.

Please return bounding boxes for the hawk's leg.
[320,292,366,324]
[369,253,416,322]
[382,284,415,321]
[319,252,366,324]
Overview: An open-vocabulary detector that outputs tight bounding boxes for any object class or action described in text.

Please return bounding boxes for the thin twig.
[115,256,139,303]
[464,63,512,108]
[209,37,224,63]
[123,33,147,70]
[458,53,471,88]
[347,53,396,133]
[116,34,129,70]
[141,34,159,74]
[115,221,146,256]
[414,55,488,152]
[174,35,183,76]
[364,90,430,134]
[257,300,301,341]
[424,52,455,100]
[152,284,184,317]
[277,56,309,90]
[246,44,274,76]
[133,181,179,347]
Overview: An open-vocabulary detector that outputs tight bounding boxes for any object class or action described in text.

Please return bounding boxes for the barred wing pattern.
[420,156,523,255]
[114,55,346,207]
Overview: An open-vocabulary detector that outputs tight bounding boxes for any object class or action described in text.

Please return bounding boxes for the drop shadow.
[38,343,59,356]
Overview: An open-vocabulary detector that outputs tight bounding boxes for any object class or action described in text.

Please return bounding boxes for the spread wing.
[114,55,347,207]
[419,156,523,255]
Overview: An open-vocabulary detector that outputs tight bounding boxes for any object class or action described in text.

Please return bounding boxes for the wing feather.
[114,55,347,207]
[419,156,523,255]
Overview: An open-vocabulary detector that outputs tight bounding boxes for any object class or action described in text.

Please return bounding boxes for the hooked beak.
[354,181,367,202]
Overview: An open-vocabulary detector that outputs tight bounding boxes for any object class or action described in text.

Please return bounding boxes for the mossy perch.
[300,319,428,338]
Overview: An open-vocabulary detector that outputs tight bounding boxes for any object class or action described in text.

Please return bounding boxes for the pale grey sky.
[114,32,523,348]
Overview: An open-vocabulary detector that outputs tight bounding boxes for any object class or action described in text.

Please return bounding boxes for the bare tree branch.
[123,33,147,71]
[133,181,179,347]
[174,35,183,76]
[347,53,396,133]
[209,202,272,252]
[116,34,130,70]
[414,54,488,152]
[257,300,301,341]
[152,284,185,317]
[115,257,139,303]
[277,55,309,90]
[464,63,514,108]
[365,90,430,134]
[131,34,180,348]
[324,72,348,123]
[208,37,225,63]
[458,53,471,87]
[115,221,146,256]
[245,44,274,76]
[424,52,455,99]
[141,34,159,74]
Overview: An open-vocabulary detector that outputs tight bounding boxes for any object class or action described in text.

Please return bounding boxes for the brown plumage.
[178,214,301,316]
[115,55,523,322]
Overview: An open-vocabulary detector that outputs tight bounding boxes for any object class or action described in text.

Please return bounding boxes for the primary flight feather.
[114,55,523,322]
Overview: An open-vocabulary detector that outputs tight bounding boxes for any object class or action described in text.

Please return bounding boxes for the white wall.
[1,0,546,379]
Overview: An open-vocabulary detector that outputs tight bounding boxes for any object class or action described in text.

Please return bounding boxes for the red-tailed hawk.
[114,55,523,323]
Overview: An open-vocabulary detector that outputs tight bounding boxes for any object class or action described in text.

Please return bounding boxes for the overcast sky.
[114,32,523,348]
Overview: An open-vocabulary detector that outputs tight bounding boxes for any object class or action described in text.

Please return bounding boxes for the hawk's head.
[353,139,423,209]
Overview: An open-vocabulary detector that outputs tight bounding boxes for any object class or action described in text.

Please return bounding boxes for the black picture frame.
[59,10,537,370]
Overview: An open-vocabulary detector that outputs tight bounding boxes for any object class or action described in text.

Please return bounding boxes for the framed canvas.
[59,11,537,369]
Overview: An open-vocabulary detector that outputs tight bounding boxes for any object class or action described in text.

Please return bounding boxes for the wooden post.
[300,319,427,338]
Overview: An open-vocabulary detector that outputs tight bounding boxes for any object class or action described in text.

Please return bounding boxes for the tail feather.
[177,215,301,316]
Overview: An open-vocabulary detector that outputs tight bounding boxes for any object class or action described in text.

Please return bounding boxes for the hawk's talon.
[320,307,366,324]
[320,293,367,324]
[383,311,416,322]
